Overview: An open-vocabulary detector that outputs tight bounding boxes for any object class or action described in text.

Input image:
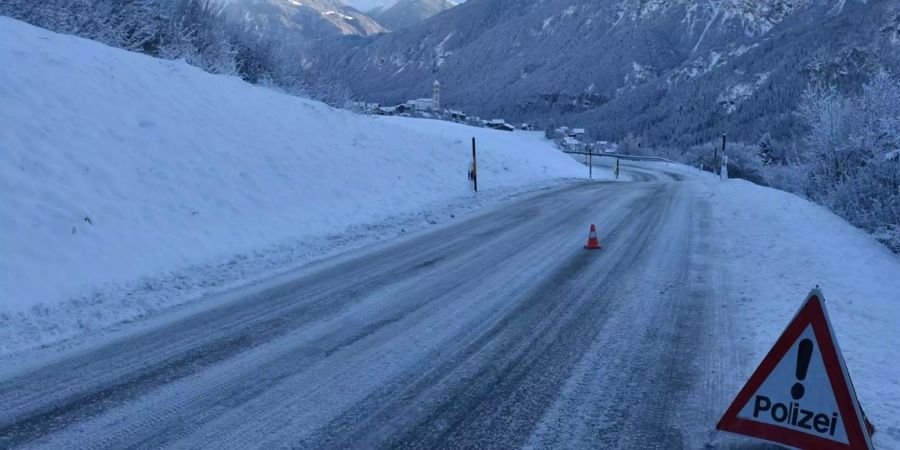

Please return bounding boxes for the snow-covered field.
[0,17,591,354]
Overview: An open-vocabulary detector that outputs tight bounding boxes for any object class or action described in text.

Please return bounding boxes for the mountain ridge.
[369,0,457,31]
[220,0,386,39]
[306,0,900,145]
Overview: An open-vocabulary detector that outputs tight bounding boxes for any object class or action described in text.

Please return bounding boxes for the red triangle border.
[716,290,873,449]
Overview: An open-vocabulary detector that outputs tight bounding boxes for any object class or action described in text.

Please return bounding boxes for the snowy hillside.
[0,17,587,353]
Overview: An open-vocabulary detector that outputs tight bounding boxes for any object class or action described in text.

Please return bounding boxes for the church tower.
[432,80,440,111]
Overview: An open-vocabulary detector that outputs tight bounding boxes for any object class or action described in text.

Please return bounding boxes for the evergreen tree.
[758,132,776,166]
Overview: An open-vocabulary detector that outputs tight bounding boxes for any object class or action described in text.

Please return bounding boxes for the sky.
[344,0,397,11]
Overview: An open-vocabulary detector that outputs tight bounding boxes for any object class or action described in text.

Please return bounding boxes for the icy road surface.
[0,163,768,449]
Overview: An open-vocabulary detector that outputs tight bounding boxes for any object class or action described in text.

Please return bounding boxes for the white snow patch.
[542,16,552,29]
[323,10,354,21]
[730,43,758,57]
[434,32,454,67]
[717,83,753,113]
[717,72,769,113]
[620,61,654,92]
[666,51,727,86]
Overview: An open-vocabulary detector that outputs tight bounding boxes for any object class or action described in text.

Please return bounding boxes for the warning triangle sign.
[717,289,874,449]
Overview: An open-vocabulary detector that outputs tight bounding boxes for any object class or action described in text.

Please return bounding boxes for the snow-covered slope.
[708,178,900,450]
[0,17,587,352]
[628,162,900,448]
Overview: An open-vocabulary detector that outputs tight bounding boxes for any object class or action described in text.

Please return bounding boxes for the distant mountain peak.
[370,0,457,31]
[221,0,385,39]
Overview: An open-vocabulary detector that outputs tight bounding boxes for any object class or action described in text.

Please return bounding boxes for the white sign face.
[737,325,848,444]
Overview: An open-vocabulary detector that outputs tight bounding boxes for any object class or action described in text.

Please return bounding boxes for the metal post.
[472,137,478,192]
[713,146,718,173]
[588,149,592,179]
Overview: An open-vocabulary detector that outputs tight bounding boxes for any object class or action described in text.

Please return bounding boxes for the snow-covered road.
[1,164,769,449]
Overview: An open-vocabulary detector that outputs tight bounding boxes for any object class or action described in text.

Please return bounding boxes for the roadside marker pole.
[589,149,592,179]
[720,133,727,180]
[472,137,478,193]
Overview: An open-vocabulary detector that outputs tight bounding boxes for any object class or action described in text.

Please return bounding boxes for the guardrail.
[562,151,678,165]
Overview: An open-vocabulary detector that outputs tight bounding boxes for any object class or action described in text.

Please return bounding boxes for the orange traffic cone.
[585,224,602,249]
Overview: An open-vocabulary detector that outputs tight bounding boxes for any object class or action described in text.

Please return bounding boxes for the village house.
[594,140,619,153]
[561,136,587,153]
[485,119,515,132]
[350,101,379,114]
[563,136,582,147]
[374,103,411,116]
[407,98,434,111]
[449,110,467,122]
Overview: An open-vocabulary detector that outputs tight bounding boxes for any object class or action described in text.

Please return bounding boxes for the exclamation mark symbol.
[791,339,813,400]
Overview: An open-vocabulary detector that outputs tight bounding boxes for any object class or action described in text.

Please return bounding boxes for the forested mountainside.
[309,0,900,145]
[369,0,457,31]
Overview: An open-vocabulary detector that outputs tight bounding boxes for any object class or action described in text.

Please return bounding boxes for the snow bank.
[0,17,588,353]
[706,178,900,449]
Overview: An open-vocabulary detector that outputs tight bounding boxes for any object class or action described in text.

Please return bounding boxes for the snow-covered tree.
[1,0,237,75]
[619,133,648,156]
[758,132,776,166]
[796,72,900,251]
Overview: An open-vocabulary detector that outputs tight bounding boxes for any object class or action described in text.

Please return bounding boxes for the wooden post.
[616,157,620,180]
[472,137,478,192]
